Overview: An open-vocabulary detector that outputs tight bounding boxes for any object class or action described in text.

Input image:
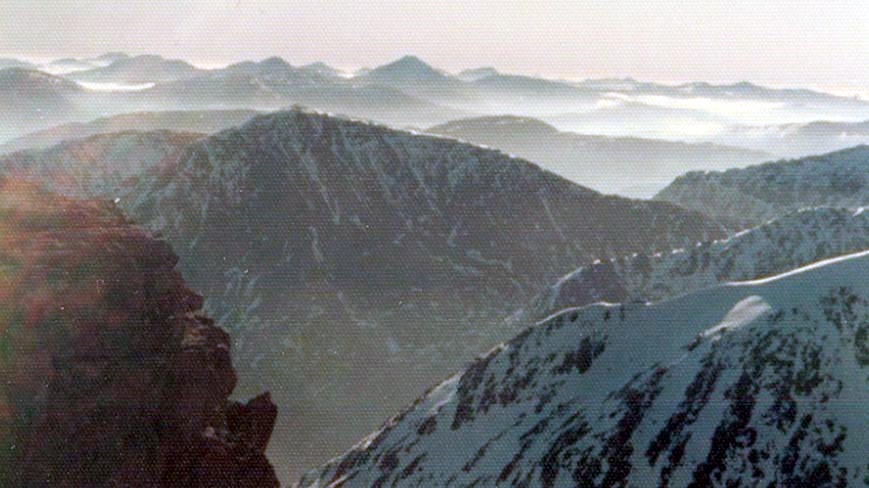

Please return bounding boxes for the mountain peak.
[299,61,342,77]
[392,54,433,68]
[93,52,129,62]
[429,115,559,138]
[0,67,80,90]
[259,56,292,69]
[365,55,448,81]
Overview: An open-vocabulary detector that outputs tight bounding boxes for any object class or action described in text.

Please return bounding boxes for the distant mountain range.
[138,57,468,127]
[3,53,869,162]
[0,109,727,481]
[298,246,869,487]
[428,115,769,197]
[656,145,869,223]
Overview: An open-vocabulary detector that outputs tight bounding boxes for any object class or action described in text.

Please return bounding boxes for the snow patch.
[426,374,460,416]
[701,295,772,339]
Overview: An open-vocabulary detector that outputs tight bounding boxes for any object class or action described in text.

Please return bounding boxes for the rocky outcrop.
[0,178,278,487]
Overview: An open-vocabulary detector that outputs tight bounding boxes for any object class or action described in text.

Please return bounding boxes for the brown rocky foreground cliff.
[0,178,279,487]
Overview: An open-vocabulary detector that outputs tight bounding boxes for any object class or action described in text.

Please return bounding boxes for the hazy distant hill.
[429,115,769,197]
[0,58,36,70]
[543,101,733,139]
[472,73,594,100]
[715,119,869,157]
[656,145,869,223]
[299,61,345,78]
[45,57,97,74]
[669,81,866,106]
[457,66,499,82]
[358,55,473,100]
[43,52,132,74]
[0,109,259,154]
[70,54,203,84]
[0,68,85,140]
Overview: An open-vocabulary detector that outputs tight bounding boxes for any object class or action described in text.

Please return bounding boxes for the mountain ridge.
[10,109,724,481]
[517,207,869,325]
[297,248,869,487]
[656,145,869,223]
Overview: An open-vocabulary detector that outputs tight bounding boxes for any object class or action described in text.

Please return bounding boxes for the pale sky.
[2,0,868,94]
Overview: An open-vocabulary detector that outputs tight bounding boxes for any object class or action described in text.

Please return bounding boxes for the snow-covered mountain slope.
[111,109,725,480]
[655,145,869,224]
[297,250,869,487]
[517,207,869,325]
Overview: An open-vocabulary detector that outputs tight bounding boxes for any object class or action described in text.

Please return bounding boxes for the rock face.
[517,207,869,325]
[655,145,869,224]
[297,250,869,487]
[0,178,278,487]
